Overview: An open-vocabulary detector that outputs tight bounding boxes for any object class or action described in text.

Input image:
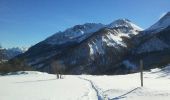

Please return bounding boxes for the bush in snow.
[51,60,65,79]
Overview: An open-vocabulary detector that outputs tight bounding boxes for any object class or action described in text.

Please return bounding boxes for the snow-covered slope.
[45,23,104,45]
[1,65,170,100]
[0,72,91,100]
[108,19,143,31]
[14,19,142,74]
[87,28,130,56]
[59,22,142,74]
[80,65,170,100]
[147,12,170,31]
[45,19,142,45]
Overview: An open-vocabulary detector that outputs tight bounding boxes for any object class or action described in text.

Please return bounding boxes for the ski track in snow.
[78,76,141,100]
[78,77,108,100]
[108,87,141,100]
[1,65,170,100]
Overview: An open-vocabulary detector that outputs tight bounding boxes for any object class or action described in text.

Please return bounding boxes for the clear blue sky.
[0,0,170,48]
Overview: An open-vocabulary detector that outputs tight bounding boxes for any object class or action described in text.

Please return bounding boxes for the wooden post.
[140,60,143,87]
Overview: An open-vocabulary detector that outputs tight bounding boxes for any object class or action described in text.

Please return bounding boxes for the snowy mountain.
[133,12,170,48]
[45,23,104,45]
[146,12,170,32]
[0,47,27,62]
[44,19,142,46]
[14,19,142,74]
[6,47,27,58]
[121,12,170,71]
[13,12,170,74]
[61,27,140,74]
[108,19,143,31]
[135,12,170,54]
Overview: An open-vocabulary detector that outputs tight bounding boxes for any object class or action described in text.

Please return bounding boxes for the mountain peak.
[147,12,170,31]
[109,19,131,27]
[107,18,143,31]
[112,18,131,23]
[164,12,170,17]
[45,23,104,45]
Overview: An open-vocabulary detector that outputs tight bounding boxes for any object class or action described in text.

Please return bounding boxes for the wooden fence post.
[140,59,143,87]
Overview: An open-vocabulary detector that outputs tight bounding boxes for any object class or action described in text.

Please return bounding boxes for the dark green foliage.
[0,59,34,74]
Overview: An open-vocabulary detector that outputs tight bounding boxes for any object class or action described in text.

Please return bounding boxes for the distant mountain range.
[0,47,27,62]
[13,12,170,74]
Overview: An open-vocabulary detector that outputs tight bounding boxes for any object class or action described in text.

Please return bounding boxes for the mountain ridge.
[14,18,142,74]
[13,12,170,74]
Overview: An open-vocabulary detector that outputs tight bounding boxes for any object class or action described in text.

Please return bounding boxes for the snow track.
[110,87,140,100]
[78,77,108,100]
[1,66,170,100]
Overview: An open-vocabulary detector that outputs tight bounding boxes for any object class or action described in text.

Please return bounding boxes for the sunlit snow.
[1,65,170,100]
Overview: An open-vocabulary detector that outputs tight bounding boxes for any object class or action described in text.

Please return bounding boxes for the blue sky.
[0,0,170,48]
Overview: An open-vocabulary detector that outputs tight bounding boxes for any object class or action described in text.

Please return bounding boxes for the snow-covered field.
[0,66,170,100]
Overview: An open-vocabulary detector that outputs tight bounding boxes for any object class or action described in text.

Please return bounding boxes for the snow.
[0,47,26,60]
[80,66,170,100]
[1,65,170,100]
[45,19,143,46]
[88,30,130,57]
[88,30,129,57]
[107,19,143,31]
[146,12,170,31]
[46,23,104,45]
[88,43,94,56]
[102,31,127,47]
[0,73,90,100]
[6,71,47,75]
[88,39,105,56]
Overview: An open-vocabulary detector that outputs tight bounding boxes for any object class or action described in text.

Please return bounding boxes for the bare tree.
[51,60,65,79]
